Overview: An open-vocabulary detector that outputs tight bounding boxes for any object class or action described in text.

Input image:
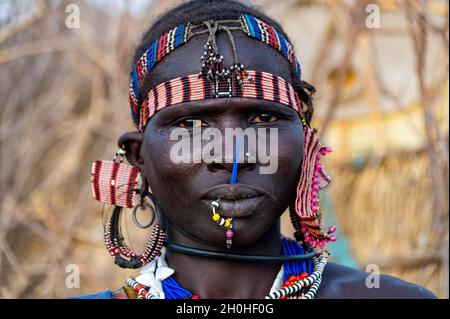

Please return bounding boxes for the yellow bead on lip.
[224,219,231,227]
[212,213,220,221]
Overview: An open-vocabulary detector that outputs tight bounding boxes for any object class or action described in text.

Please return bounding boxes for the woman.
[77,0,435,299]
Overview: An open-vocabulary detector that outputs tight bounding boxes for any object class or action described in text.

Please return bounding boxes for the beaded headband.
[129,14,303,130]
[139,70,302,131]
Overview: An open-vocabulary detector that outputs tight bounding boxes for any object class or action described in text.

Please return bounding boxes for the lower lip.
[203,196,265,218]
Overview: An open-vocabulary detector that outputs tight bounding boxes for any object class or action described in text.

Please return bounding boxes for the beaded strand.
[130,22,191,126]
[265,256,327,299]
[294,126,336,249]
[240,14,301,80]
[126,238,326,299]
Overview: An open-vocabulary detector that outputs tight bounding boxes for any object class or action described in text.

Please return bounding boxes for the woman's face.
[137,32,304,248]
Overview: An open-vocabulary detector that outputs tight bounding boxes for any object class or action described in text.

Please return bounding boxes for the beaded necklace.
[126,238,327,299]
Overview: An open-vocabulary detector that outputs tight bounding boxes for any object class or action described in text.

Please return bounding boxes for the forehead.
[145,31,293,89]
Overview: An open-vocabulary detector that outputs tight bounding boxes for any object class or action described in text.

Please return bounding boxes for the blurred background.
[0,0,448,298]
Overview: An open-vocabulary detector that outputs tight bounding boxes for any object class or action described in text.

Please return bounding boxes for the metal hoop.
[132,200,155,229]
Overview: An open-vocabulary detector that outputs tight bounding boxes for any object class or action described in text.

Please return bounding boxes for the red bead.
[192,294,200,299]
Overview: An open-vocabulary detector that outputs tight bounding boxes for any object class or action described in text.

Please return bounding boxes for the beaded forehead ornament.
[101,13,335,254]
[129,14,303,130]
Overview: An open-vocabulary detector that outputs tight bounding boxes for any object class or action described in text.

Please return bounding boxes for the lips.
[201,184,266,218]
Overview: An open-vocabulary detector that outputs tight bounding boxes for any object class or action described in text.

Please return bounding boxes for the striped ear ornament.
[90,148,141,209]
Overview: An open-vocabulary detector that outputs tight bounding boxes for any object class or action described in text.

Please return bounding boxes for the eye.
[177,118,208,129]
[250,113,279,124]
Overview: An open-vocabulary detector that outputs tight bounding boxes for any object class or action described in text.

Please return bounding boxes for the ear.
[117,131,144,169]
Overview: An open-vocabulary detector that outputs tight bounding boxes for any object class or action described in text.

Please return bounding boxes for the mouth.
[201,184,266,218]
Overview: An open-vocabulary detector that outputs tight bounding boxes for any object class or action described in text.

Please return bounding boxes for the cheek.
[140,128,208,230]
[282,131,303,180]
[263,125,304,202]
[141,130,201,189]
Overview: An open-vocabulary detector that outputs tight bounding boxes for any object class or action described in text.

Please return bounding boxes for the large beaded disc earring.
[91,147,166,269]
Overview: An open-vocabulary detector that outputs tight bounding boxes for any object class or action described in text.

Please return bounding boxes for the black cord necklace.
[164,240,319,261]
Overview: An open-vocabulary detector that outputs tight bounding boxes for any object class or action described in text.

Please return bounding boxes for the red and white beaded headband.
[139,70,304,131]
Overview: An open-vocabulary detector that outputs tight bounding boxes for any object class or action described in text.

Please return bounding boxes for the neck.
[165,222,282,299]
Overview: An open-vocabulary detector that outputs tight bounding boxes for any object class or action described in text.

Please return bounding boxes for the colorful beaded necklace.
[126,238,328,299]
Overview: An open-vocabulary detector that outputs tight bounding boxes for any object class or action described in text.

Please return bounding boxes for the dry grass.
[327,152,448,297]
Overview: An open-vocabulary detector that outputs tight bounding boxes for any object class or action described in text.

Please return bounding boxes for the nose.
[207,136,256,174]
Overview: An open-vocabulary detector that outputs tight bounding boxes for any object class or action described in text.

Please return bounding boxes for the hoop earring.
[132,179,156,229]
[103,197,165,269]
[92,146,166,269]
[292,123,336,249]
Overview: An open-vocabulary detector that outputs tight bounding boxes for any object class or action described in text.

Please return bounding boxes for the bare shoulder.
[315,262,437,299]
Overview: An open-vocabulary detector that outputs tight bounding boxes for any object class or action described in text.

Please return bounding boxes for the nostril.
[207,161,255,173]
[237,162,255,171]
[207,161,233,173]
